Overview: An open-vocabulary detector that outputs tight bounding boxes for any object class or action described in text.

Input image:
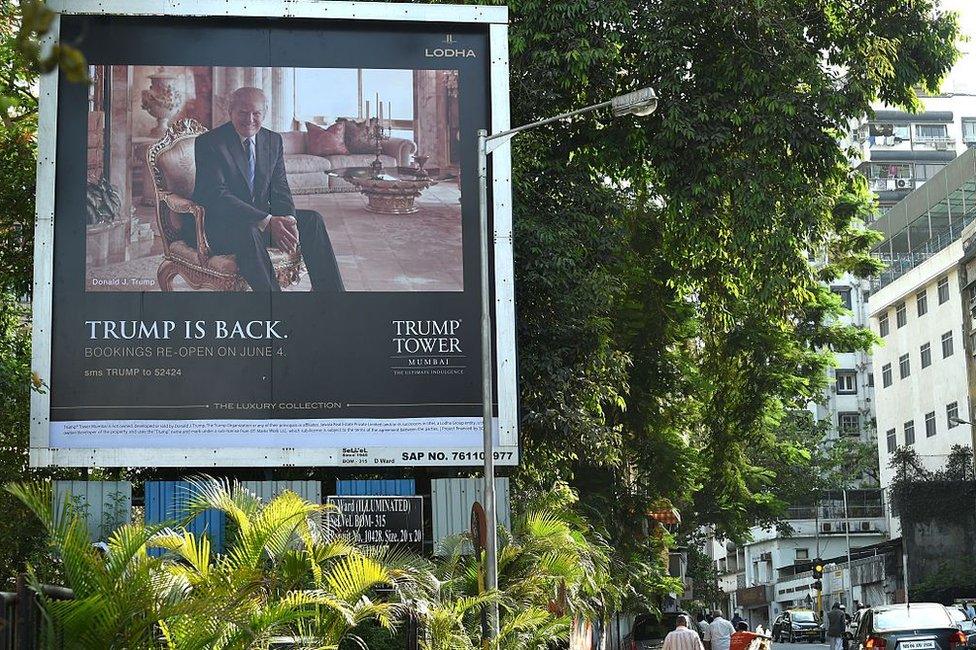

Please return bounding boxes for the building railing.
[874,210,976,289]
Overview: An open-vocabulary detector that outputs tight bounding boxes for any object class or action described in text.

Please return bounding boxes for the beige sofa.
[281,128,417,195]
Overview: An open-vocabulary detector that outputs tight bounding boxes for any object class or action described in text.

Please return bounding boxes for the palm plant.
[7,479,435,650]
[7,482,187,648]
[423,481,614,649]
[151,478,434,650]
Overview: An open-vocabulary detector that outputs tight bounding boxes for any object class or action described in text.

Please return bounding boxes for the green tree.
[473,0,956,542]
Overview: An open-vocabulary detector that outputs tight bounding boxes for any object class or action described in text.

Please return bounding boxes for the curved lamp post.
[476,86,659,641]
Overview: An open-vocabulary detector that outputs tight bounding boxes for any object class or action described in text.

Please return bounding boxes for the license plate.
[900,641,937,650]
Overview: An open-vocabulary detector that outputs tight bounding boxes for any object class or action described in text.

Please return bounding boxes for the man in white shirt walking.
[664,615,707,650]
[706,610,736,650]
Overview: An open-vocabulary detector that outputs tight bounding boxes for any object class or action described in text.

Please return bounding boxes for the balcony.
[913,136,955,151]
[868,177,916,193]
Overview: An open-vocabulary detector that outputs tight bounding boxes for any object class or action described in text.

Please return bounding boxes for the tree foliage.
[434,0,958,546]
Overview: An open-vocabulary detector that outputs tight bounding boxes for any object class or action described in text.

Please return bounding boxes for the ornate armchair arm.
[381,137,417,167]
[159,192,210,263]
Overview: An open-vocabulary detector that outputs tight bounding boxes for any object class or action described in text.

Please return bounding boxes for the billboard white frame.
[29,1,517,467]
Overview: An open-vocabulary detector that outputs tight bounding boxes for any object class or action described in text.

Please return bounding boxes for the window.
[915,123,949,142]
[916,290,928,316]
[886,428,897,453]
[869,123,911,144]
[921,342,932,368]
[882,363,892,387]
[839,412,860,436]
[942,331,954,358]
[916,163,947,180]
[295,68,417,140]
[836,371,857,394]
[868,373,875,387]
[795,548,809,561]
[899,353,910,379]
[896,302,907,328]
[905,420,915,446]
[925,411,937,437]
[948,402,960,428]
[833,288,852,310]
[964,118,976,145]
[938,276,950,304]
[880,313,890,337]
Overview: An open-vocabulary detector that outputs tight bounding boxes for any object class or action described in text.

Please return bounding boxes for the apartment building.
[850,94,976,219]
[867,149,976,536]
[706,490,887,628]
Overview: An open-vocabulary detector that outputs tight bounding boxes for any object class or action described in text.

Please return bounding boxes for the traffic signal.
[813,559,824,579]
[813,580,823,591]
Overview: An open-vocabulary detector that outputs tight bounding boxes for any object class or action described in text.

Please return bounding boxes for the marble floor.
[86,183,464,292]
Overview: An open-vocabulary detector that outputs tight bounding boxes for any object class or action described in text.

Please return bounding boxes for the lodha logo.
[427,34,476,58]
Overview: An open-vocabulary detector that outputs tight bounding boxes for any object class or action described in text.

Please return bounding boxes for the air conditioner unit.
[760,552,772,561]
[895,179,909,189]
[860,521,872,532]
[935,141,948,150]
[822,523,832,533]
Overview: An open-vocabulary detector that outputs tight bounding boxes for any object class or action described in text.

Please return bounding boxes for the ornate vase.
[141,68,183,137]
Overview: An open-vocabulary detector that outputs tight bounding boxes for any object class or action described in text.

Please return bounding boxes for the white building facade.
[867,148,976,536]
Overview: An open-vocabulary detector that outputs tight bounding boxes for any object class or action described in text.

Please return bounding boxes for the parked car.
[848,603,967,650]
[772,609,825,643]
[947,606,976,648]
[624,611,692,650]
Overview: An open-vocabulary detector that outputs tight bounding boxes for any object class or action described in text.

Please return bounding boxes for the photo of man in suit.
[192,86,344,292]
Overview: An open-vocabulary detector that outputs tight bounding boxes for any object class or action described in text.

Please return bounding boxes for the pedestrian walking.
[826,602,847,650]
[707,610,736,650]
[697,613,711,643]
[664,615,707,650]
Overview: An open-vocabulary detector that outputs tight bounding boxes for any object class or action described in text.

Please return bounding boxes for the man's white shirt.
[706,617,736,650]
[664,626,706,650]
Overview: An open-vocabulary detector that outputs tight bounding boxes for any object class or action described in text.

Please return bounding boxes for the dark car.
[623,611,692,650]
[849,603,967,650]
[773,609,825,643]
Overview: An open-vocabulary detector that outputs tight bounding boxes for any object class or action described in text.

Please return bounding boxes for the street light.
[477,86,659,640]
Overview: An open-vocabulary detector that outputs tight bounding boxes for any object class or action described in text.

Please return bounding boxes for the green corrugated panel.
[239,481,322,504]
[53,481,132,542]
[431,477,510,554]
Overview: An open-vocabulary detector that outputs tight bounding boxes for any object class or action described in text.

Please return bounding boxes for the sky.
[940,0,976,94]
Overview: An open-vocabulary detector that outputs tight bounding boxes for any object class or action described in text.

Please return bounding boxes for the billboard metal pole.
[477,86,657,644]
[477,128,500,640]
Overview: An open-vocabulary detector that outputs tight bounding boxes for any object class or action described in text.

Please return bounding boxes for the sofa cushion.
[280,131,307,155]
[284,154,333,174]
[306,120,348,156]
[337,117,374,154]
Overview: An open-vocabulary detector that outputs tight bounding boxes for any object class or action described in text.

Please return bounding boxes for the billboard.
[30,1,517,467]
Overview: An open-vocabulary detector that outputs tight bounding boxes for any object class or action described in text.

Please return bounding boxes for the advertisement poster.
[31,9,517,467]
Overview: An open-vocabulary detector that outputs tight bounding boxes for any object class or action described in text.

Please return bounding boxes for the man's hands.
[269,215,299,253]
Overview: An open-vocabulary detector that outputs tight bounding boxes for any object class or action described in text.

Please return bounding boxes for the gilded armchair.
[146,119,303,291]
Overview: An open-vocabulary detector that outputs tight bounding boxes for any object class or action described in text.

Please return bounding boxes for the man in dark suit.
[192,86,344,292]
